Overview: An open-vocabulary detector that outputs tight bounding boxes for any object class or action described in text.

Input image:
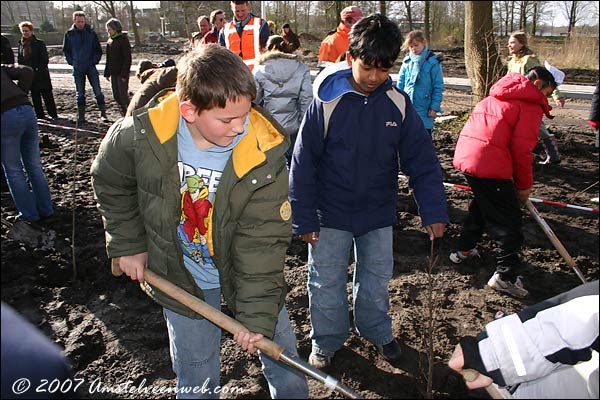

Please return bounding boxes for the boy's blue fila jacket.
[289,62,448,236]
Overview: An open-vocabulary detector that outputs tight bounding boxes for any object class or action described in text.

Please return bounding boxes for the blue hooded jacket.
[396,47,444,129]
[62,24,102,70]
[289,62,448,236]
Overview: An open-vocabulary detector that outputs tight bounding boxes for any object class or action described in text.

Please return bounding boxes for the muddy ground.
[1,41,599,398]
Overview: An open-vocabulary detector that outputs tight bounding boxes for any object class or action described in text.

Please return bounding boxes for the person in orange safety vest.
[317,6,363,71]
[219,1,270,71]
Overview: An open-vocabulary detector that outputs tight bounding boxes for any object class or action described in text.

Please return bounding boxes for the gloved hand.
[588,120,599,130]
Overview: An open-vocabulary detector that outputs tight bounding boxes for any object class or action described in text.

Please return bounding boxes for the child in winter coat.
[507,31,565,164]
[290,14,448,369]
[91,44,308,398]
[396,30,444,136]
[253,35,312,167]
[450,66,557,298]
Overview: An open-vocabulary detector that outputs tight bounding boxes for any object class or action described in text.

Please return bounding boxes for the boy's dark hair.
[525,66,557,90]
[176,44,256,112]
[348,14,401,69]
[266,35,289,53]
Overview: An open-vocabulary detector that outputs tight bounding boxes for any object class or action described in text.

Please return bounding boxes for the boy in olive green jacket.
[91,44,307,398]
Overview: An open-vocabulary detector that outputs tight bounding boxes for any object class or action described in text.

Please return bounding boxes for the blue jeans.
[163,288,307,399]
[307,226,394,357]
[73,66,105,107]
[1,106,53,221]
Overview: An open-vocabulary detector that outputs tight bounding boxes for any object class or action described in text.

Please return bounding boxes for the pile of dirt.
[1,51,598,399]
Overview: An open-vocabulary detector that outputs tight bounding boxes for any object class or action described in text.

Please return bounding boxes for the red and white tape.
[37,121,104,136]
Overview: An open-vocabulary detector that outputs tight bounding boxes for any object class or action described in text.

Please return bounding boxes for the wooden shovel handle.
[461,369,506,399]
[110,257,285,360]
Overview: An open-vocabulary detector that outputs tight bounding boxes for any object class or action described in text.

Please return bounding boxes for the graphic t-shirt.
[177,114,248,289]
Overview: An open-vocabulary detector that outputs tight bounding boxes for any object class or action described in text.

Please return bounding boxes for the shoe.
[538,156,561,165]
[308,351,332,369]
[487,272,529,298]
[449,248,480,264]
[376,338,402,362]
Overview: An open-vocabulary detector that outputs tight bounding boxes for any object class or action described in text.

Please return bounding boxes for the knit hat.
[160,58,176,68]
[340,6,363,21]
[282,23,290,29]
[106,18,122,32]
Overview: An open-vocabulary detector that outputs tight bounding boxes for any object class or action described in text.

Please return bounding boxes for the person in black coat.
[17,21,58,120]
[104,18,131,116]
[1,34,14,64]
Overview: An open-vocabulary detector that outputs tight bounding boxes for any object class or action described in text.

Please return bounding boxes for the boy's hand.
[425,223,446,240]
[448,344,494,390]
[119,252,148,282]
[233,331,263,354]
[517,188,531,204]
[300,232,319,247]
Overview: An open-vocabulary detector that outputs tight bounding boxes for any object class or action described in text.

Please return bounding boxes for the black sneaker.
[376,338,402,361]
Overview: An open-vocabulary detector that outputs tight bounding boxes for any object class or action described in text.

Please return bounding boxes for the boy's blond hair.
[176,44,256,112]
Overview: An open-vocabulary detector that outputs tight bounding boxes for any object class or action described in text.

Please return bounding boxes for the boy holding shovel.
[449,66,558,298]
[91,44,307,398]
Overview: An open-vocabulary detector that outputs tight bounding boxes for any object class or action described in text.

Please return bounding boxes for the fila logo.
[386,121,398,127]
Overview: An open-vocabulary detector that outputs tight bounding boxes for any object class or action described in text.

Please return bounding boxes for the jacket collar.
[147,92,284,178]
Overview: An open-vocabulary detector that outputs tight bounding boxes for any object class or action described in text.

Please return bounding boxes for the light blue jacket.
[396,48,444,129]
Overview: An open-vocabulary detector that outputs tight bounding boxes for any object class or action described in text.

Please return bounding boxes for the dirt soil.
[2,43,599,399]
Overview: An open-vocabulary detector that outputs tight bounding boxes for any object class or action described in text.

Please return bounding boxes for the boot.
[99,103,110,124]
[539,135,560,164]
[77,105,86,124]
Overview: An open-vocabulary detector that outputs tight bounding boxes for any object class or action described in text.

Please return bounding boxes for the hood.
[490,73,553,118]
[255,51,303,83]
[144,90,285,178]
[313,61,393,103]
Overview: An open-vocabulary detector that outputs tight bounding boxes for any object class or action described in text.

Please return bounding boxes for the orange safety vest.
[223,16,263,71]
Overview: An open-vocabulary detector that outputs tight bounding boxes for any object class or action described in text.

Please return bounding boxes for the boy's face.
[346,53,392,95]
[180,97,251,149]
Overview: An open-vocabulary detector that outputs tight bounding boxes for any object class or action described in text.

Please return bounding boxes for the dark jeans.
[457,174,523,280]
[109,75,129,114]
[73,65,105,107]
[31,87,58,119]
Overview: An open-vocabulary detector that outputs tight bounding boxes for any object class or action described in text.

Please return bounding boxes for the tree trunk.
[129,1,140,46]
[404,1,413,31]
[568,1,577,39]
[531,1,539,36]
[465,1,502,101]
[424,1,430,43]
[379,1,386,15]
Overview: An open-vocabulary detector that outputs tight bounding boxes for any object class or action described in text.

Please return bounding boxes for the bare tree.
[91,1,117,19]
[424,1,430,42]
[379,1,387,15]
[558,1,592,38]
[465,1,503,101]
[128,1,140,46]
[404,0,414,30]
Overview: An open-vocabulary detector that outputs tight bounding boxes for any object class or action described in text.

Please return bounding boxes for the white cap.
[544,60,565,85]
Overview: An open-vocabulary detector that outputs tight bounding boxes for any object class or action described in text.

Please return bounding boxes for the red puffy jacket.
[453,73,552,190]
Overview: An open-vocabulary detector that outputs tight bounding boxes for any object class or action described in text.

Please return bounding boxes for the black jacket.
[1,64,33,113]
[17,36,52,90]
[104,33,132,79]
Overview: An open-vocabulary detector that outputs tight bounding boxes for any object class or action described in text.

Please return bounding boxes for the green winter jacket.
[91,90,292,338]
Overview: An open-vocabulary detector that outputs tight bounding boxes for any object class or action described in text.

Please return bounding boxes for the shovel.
[111,258,363,399]
[525,200,586,284]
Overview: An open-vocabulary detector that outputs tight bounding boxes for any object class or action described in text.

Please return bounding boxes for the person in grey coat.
[253,35,313,167]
